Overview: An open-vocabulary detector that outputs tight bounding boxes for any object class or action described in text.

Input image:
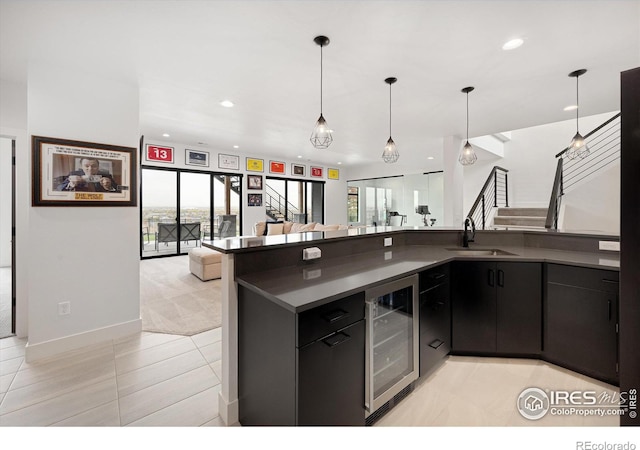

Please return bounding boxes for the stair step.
[493,216,546,227]
[497,207,547,217]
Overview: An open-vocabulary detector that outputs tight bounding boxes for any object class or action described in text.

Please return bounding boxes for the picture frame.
[292,163,305,176]
[247,175,263,190]
[328,168,340,180]
[248,193,263,207]
[32,135,137,207]
[185,149,209,167]
[246,157,264,172]
[311,166,323,178]
[145,144,174,163]
[218,153,240,170]
[269,160,286,174]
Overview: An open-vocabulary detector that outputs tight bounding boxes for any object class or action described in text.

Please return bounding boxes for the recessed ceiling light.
[502,38,524,50]
[233,145,239,149]
[564,105,578,111]
[427,156,434,160]
[337,162,342,165]
[162,133,170,137]
[297,155,303,159]
[220,100,234,108]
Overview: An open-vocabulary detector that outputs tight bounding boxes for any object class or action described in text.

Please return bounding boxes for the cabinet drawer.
[547,264,619,293]
[297,292,365,347]
[419,264,450,292]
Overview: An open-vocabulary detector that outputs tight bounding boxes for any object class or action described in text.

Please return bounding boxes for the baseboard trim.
[24,319,142,362]
[219,390,239,426]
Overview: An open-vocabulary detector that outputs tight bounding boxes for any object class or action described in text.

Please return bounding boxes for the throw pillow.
[283,221,294,234]
[299,222,317,232]
[254,221,267,236]
[266,222,285,235]
[290,222,317,233]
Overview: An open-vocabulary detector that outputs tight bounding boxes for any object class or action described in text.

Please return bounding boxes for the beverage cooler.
[365,274,419,418]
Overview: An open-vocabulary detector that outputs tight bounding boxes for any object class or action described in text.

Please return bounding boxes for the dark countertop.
[236,244,619,314]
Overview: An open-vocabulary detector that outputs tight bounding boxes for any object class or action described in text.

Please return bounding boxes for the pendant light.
[382,77,399,163]
[310,36,333,149]
[566,69,590,160]
[459,86,477,166]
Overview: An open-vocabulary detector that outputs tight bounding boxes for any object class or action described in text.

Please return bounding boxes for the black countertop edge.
[203,227,620,254]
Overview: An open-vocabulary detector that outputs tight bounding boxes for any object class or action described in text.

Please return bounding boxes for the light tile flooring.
[1,327,620,427]
[0,329,224,426]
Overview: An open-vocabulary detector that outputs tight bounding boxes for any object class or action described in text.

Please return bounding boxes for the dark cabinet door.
[452,261,497,352]
[297,320,365,426]
[420,279,450,376]
[496,262,542,354]
[545,283,618,383]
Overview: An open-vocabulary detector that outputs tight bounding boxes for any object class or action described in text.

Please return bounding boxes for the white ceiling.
[1,0,639,170]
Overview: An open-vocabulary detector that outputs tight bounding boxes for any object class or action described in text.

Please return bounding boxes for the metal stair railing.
[466,166,509,230]
[546,112,620,229]
[265,184,300,221]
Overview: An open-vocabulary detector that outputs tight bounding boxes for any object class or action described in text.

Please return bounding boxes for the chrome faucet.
[463,217,476,247]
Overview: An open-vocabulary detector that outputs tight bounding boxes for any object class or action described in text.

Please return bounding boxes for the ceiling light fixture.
[233,145,239,149]
[566,69,589,160]
[502,38,524,50]
[310,35,333,149]
[563,105,578,111]
[162,133,170,137]
[427,156,434,160]
[220,100,234,108]
[382,77,399,164]
[459,86,477,166]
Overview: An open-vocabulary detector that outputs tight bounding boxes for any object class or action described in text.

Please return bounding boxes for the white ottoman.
[189,247,222,281]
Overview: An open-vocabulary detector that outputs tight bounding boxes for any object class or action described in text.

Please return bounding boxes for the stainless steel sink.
[446,248,516,256]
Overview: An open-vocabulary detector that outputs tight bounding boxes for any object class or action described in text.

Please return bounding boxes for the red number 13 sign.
[146,145,174,163]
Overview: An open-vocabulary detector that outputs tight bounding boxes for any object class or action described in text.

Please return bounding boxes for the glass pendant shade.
[458,141,477,165]
[382,137,399,163]
[567,132,590,160]
[310,113,333,149]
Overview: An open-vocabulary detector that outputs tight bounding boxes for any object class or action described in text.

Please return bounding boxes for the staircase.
[493,207,546,228]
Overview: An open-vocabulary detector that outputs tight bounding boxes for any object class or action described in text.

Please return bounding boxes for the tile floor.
[0,329,224,426]
[1,327,621,427]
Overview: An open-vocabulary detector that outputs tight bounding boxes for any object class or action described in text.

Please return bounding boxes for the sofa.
[253,221,349,236]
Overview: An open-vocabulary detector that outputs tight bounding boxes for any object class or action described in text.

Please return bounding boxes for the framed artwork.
[270,160,286,174]
[311,166,323,178]
[292,163,305,176]
[145,144,174,163]
[247,175,263,190]
[185,149,209,167]
[248,193,263,206]
[328,168,340,180]
[32,135,137,207]
[218,153,240,170]
[246,157,264,172]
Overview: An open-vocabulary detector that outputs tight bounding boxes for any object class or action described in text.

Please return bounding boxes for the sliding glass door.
[265,177,324,224]
[141,168,242,258]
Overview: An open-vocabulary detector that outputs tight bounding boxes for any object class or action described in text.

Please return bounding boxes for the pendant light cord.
[466,91,469,141]
[389,81,392,137]
[576,74,579,133]
[320,44,323,115]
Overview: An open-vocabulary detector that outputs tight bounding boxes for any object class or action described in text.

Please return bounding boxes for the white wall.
[25,63,140,357]
[142,139,348,234]
[462,111,619,223]
[0,137,11,267]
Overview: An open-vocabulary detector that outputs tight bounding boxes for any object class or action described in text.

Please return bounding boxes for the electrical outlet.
[58,301,71,316]
[599,241,620,251]
[302,247,322,260]
[384,237,393,247]
[384,251,393,260]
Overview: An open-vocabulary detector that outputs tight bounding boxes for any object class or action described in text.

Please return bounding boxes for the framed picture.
[328,168,340,180]
[247,175,263,190]
[270,161,286,174]
[32,135,136,207]
[218,153,239,170]
[292,163,305,176]
[248,193,263,206]
[185,149,209,167]
[246,157,264,172]
[311,166,323,178]
[146,144,174,163]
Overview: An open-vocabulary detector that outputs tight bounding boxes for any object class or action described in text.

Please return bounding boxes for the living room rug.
[140,255,222,336]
